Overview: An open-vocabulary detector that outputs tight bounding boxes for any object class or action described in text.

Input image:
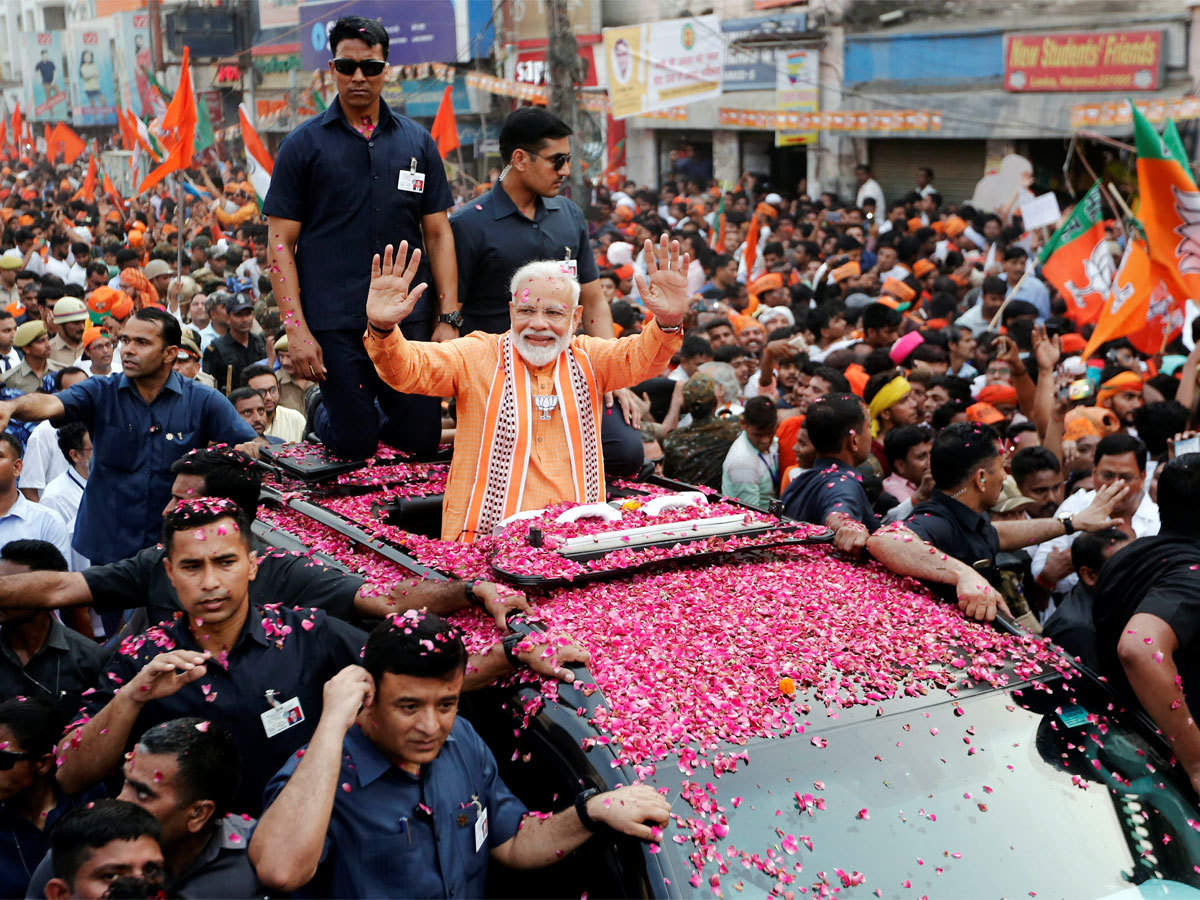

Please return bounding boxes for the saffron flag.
[0,121,6,154]
[429,84,459,159]
[138,47,196,194]
[1131,103,1198,305]
[1082,232,1184,359]
[47,123,86,165]
[1039,182,1111,324]
[238,103,273,207]
[10,104,21,152]
[73,151,97,202]
[744,212,761,281]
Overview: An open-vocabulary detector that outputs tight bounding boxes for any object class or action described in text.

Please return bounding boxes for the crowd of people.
[0,11,1197,899]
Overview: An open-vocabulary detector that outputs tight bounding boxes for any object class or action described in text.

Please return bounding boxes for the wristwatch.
[437,310,464,329]
[501,632,526,668]
[575,788,604,833]
[463,579,484,609]
[1058,514,1075,535]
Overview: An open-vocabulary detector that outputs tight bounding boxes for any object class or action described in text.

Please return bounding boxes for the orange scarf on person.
[461,332,603,543]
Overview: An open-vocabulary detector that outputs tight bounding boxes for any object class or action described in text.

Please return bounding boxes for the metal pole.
[546,0,583,201]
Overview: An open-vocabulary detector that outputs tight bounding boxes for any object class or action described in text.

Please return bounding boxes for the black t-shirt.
[1093,532,1200,706]
[905,491,1000,567]
[1042,581,1100,671]
[81,546,362,627]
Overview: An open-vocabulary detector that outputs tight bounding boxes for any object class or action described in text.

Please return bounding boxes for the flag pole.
[175,172,184,315]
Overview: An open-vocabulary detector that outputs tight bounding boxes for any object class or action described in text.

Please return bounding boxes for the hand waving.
[366,242,428,332]
[634,235,691,328]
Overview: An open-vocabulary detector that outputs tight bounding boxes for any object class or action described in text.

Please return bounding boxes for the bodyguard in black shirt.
[1093,454,1200,796]
[200,294,265,395]
[0,542,102,713]
[56,500,366,816]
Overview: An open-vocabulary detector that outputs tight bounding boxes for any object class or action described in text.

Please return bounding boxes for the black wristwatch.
[501,632,526,668]
[463,579,484,609]
[437,310,464,329]
[575,788,604,833]
[1059,514,1075,535]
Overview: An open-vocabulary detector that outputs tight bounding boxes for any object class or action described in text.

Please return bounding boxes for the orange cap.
[912,259,937,278]
[966,402,1005,425]
[81,325,107,350]
[881,278,916,302]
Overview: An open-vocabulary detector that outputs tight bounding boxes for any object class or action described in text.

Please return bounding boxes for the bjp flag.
[1082,232,1184,360]
[1131,103,1200,304]
[1038,181,1110,325]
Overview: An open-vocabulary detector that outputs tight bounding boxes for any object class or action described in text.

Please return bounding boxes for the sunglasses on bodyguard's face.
[332,57,386,77]
[0,749,35,770]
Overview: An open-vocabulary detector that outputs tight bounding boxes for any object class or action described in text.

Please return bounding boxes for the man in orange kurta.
[364,236,690,542]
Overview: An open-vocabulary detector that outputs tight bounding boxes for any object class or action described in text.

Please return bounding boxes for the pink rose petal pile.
[256,492,1077,895]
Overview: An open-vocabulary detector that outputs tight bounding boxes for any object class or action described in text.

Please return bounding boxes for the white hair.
[698,361,740,404]
[509,260,581,308]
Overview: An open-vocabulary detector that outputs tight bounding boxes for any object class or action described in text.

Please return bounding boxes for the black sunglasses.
[332,57,386,77]
[0,749,35,770]
[530,151,571,171]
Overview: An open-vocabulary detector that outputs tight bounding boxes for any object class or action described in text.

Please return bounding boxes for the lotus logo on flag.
[1148,281,1174,320]
[1171,186,1200,274]
[1109,269,1136,315]
[1064,241,1116,306]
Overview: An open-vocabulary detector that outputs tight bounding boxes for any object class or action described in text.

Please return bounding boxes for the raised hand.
[321,665,375,733]
[126,651,211,705]
[366,242,428,332]
[634,234,691,328]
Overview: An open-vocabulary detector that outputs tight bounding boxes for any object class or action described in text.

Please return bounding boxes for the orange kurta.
[366,321,681,540]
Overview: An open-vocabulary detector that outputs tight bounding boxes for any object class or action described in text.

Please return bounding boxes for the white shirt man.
[40,466,88,571]
[1031,487,1159,595]
[17,420,67,500]
[0,491,72,567]
[856,177,885,213]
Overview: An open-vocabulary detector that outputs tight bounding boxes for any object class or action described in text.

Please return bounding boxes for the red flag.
[429,84,459,159]
[0,121,7,154]
[47,123,86,165]
[138,47,197,193]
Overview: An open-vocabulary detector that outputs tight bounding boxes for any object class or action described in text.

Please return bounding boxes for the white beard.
[514,328,569,368]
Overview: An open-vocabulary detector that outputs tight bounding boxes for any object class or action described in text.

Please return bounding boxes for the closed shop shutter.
[868,139,987,208]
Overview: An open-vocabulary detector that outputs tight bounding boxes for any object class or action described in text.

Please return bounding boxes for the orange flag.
[429,84,459,159]
[1131,104,1200,306]
[47,122,85,165]
[116,104,136,152]
[10,104,21,151]
[73,153,97,202]
[1038,183,1110,325]
[138,46,196,193]
[744,213,761,279]
[1082,234,1184,359]
[0,121,6,154]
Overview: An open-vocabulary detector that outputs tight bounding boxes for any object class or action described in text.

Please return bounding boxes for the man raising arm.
[250,614,667,896]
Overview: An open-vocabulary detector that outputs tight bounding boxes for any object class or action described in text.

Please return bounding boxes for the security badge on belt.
[260,689,304,738]
[397,157,425,194]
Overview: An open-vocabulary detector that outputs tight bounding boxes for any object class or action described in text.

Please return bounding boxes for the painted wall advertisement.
[776,48,818,147]
[27,32,71,122]
[68,26,118,125]
[299,0,457,69]
[1004,30,1163,92]
[602,15,724,120]
[114,10,153,118]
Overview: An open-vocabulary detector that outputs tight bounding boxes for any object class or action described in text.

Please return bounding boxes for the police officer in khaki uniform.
[49,297,88,366]
[0,322,64,394]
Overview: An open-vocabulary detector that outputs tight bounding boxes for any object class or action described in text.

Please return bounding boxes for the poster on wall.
[602,15,723,120]
[67,26,118,125]
[27,32,72,122]
[259,0,301,29]
[776,48,818,147]
[113,10,153,118]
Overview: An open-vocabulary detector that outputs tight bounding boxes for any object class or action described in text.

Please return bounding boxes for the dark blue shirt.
[264,720,527,899]
[0,782,101,899]
[450,180,600,332]
[56,372,255,564]
[905,490,999,566]
[76,604,366,815]
[781,457,880,531]
[264,97,454,331]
